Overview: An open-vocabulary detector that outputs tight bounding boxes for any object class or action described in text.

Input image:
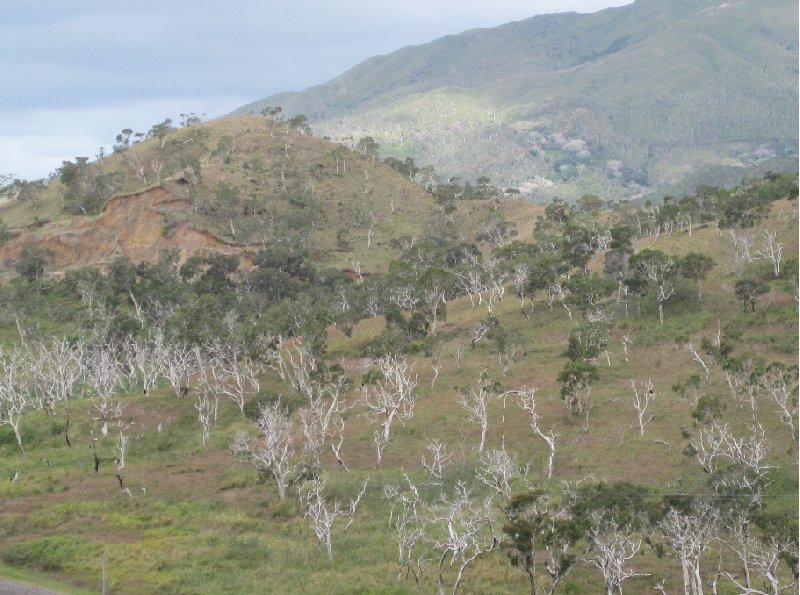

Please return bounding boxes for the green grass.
[0,204,796,592]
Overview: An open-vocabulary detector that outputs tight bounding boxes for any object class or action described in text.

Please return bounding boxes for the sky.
[2,0,632,181]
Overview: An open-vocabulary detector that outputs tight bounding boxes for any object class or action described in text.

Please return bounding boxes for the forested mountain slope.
[237,0,798,201]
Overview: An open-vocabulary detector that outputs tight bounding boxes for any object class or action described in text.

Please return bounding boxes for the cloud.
[0,96,249,180]
[1,0,632,179]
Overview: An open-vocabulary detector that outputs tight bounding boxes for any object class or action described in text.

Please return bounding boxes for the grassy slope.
[0,200,796,593]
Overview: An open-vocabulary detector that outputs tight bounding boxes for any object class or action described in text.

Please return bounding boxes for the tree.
[578,193,604,214]
[502,490,580,595]
[543,197,571,225]
[299,474,367,559]
[357,136,380,164]
[415,267,453,336]
[566,274,615,321]
[458,371,499,453]
[230,401,297,500]
[734,279,769,312]
[627,249,676,325]
[488,324,524,377]
[147,118,174,148]
[659,501,718,595]
[557,359,598,424]
[113,128,134,152]
[4,179,45,210]
[59,158,123,215]
[15,244,47,283]
[0,348,30,454]
[718,187,769,230]
[360,355,418,467]
[678,195,702,235]
[429,482,501,595]
[215,181,240,237]
[287,114,310,134]
[679,253,715,303]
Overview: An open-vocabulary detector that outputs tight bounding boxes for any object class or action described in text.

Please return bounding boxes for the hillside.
[0,115,541,277]
[0,168,795,593]
[236,0,799,201]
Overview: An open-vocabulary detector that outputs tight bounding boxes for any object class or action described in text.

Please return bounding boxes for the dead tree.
[483,261,508,316]
[754,362,798,440]
[125,333,164,395]
[687,421,734,474]
[456,270,487,308]
[514,387,558,480]
[511,264,532,312]
[360,355,418,468]
[586,519,648,595]
[452,343,466,369]
[205,339,262,413]
[422,439,452,485]
[476,448,523,501]
[384,475,425,583]
[685,342,712,382]
[0,348,30,454]
[430,347,443,390]
[458,372,495,453]
[629,379,656,436]
[230,401,297,499]
[28,338,84,417]
[659,502,718,595]
[276,344,349,468]
[622,335,632,363]
[429,482,501,595]
[722,536,796,595]
[194,389,218,448]
[162,341,198,397]
[85,345,122,437]
[754,229,783,278]
[299,474,368,560]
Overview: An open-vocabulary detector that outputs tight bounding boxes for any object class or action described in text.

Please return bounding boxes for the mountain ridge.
[235,0,798,201]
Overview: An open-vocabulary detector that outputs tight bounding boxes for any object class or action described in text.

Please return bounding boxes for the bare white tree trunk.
[514,388,558,479]
[630,378,656,435]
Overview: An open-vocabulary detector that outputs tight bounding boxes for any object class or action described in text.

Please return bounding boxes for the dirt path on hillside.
[0,577,62,595]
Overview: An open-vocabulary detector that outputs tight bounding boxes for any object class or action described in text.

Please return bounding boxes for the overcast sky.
[2,0,632,180]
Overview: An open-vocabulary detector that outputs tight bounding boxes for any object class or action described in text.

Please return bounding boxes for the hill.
[236,0,799,201]
[0,114,540,277]
[0,169,795,593]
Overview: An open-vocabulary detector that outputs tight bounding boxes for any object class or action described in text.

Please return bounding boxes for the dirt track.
[0,577,62,595]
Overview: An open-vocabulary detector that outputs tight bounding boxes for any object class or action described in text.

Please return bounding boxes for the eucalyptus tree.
[626,249,676,325]
[360,355,418,467]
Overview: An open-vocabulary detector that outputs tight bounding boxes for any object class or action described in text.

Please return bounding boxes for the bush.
[244,390,304,421]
